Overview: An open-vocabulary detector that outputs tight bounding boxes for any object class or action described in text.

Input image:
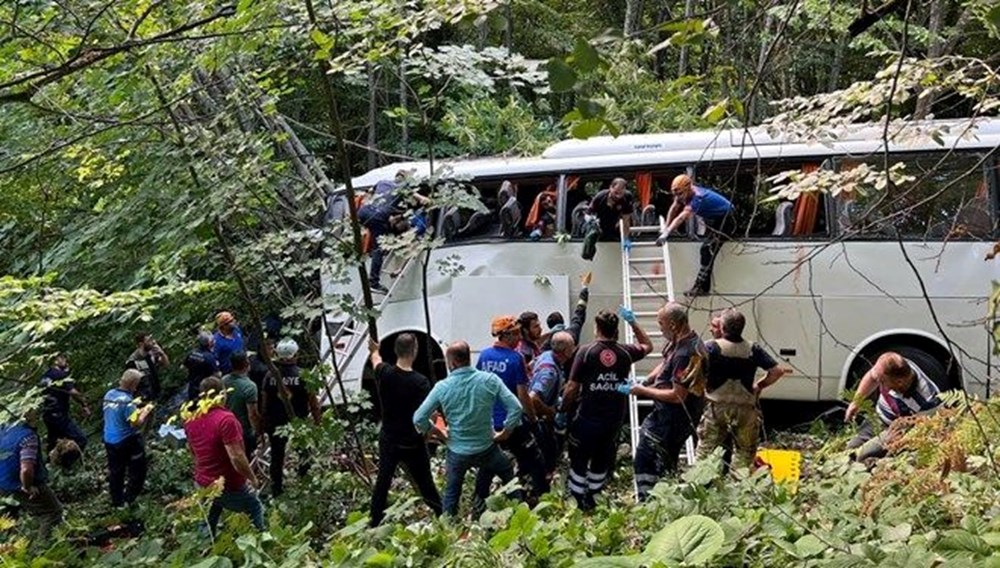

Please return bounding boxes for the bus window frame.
[831,149,998,242]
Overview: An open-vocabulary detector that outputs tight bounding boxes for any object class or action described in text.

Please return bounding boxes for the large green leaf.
[644,515,725,565]
[547,58,578,92]
[572,37,600,74]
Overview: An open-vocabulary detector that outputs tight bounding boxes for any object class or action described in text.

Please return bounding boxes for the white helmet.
[276,338,299,360]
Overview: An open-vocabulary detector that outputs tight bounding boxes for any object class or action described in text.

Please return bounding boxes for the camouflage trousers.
[695,401,761,471]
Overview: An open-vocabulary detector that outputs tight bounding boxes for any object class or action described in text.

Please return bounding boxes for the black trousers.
[567,417,619,507]
[105,435,147,507]
[369,438,442,527]
[501,422,550,499]
[43,412,88,453]
[694,215,736,291]
[534,421,563,474]
[634,405,701,501]
[268,426,310,497]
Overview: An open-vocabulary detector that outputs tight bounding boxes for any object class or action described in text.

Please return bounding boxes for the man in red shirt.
[184,376,264,534]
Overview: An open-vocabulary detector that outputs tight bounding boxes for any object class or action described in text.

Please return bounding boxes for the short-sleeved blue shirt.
[213,327,245,375]
[689,187,732,220]
[0,423,46,491]
[103,388,138,445]
[530,350,564,408]
[477,345,530,430]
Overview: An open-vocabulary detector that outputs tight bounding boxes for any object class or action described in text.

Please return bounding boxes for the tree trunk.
[678,0,696,75]
[399,56,408,155]
[504,2,513,51]
[914,0,945,119]
[367,64,378,171]
[624,0,643,35]
[828,34,848,91]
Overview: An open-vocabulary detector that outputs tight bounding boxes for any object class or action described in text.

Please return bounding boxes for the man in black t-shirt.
[261,338,321,497]
[587,178,636,241]
[125,332,169,402]
[561,308,652,511]
[39,353,90,453]
[623,303,707,500]
[367,334,443,526]
[182,331,219,401]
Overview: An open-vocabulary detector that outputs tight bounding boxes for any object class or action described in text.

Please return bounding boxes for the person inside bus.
[656,174,734,297]
[588,178,635,244]
[529,193,558,240]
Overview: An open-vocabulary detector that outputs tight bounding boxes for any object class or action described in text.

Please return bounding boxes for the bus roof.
[348,118,1000,189]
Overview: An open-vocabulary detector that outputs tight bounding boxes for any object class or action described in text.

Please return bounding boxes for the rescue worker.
[562,308,652,511]
[844,351,942,461]
[183,331,219,401]
[516,312,543,366]
[624,302,706,500]
[695,309,786,470]
[529,331,576,473]
[656,174,734,296]
[588,178,635,243]
[478,316,549,501]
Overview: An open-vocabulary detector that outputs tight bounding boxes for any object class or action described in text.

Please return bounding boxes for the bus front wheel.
[848,341,959,394]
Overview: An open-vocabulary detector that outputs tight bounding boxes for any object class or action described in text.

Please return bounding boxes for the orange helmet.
[671,174,693,192]
[490,315,519,337]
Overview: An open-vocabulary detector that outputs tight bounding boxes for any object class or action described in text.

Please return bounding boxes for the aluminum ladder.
[318,255,416,405]
[620,219,697,495]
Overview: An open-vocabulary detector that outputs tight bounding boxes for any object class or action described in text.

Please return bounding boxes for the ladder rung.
[628,257,663,263]
[629,225,662,233]
[629,274,667,280]
[633,399,655,407]
[632,311,660,317]
[630,241,662,248]
[629,292,666,298]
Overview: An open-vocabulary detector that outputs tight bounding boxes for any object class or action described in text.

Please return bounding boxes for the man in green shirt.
[223,351,261,455]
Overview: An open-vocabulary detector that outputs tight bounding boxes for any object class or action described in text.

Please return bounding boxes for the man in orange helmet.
[657,174,734,297]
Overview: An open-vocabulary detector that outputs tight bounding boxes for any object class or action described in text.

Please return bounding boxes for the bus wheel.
[849,342,957,394]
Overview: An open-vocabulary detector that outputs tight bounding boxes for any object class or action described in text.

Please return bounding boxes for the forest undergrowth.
[5,392,1000,567]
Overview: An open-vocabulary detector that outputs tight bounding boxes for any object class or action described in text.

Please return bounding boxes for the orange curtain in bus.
[635,172,653,207]
[792,163,820,236]
[525,185,558,228]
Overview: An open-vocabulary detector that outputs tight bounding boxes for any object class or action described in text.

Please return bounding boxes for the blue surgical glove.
[622,238,632,252]
[616,383,633,395]
[618,305,636,324]
[554,412,568,433]
[530,229,542,240]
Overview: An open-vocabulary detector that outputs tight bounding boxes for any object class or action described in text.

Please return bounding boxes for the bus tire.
[849,342,956,394]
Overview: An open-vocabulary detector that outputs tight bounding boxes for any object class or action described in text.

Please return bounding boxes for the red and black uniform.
[566,340,646,509]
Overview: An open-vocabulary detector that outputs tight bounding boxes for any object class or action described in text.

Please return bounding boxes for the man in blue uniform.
[39,352,90,453]
[477,315,549,501]
[0,407,63,540]
[657,174,735,296]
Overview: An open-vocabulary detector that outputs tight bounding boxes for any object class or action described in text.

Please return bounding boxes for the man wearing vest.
[695,309,787,470]
[0,407,63,541]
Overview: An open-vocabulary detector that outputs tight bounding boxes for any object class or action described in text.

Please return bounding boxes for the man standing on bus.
[694,309,786,471]
[656,174,734,297]
[623,302,706,500]
[588,178,635,244]
[561,308,652,511]
[478,316,549,501]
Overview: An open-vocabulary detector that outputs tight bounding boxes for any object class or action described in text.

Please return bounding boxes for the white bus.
[322,119,1000,404]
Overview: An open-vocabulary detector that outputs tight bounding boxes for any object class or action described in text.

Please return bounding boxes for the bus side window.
[841,152,993,240]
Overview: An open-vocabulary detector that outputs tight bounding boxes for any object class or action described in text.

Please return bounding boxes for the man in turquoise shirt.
[413,341,522,517]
